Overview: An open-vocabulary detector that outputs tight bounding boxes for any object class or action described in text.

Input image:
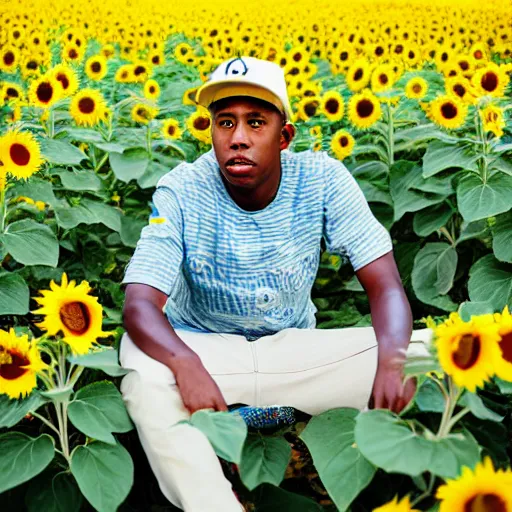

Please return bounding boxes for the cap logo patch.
[225,57,249,76]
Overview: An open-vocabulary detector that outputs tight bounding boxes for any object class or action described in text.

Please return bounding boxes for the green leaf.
[423,141,478,178]
[495,377,512,394]
[492,212,512,263]
[111,127,147,148]
[40,385,74,403]
[413,203,453,237]
[188,409,248,463]
[55,199,122,232]
[109,148,149,183]
[458,301,495,322]
[411,243,458,311]
[94,142,125,153]
[468,254,512,310]
[350,160,389,181]
[404,353,442,377]
[488,156,512,176]
[457,173,512,222]
[394,124,459,152]
[59,127,105,144]
[300,408,375,512]
[415,378,446,413]
[354,410,480,479]
[67,381,133,444]
[2,219,59,267]
[71,441,134,512]
[239,433,291,490]
[0,392,46,428]
[0,272,29,314]
[7,178,59,207]
[456,220,490,245]
[137,160,175,189]
[0,432,55,493]
[68,349,129,377]
[26,471,83,512]
[52,168,104,192]
[460,393,504,422]
[251,483,323,511]
[357,179,393,206]
[120,215,146,247]
[40,138,87,165]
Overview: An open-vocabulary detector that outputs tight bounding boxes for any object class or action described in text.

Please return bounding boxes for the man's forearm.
[368,286,413,367]
[123,299,200,373]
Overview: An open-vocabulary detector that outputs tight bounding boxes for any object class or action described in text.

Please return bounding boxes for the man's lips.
[225,157,256,174]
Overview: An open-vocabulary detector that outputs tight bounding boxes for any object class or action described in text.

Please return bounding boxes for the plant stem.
[439,227,456,246]
[54,401,70,462]
[31,411,61,435]
[386,102,394,167]
[146,124,152,158]
[446,407,471,432]
[436,378,462,438]
[411,473,436,507]
[0,185,6,233]
[94,153,109,172]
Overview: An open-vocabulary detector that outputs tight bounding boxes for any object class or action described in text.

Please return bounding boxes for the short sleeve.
[122,185,184,295]
[323,160,393,272]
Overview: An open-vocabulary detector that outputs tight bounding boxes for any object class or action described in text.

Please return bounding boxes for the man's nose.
[230,122,250,149]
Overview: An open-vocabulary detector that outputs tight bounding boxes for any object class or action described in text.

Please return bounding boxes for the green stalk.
[475,110,488,183]
[0,185,6,233]
[436,378,462,439]
[146,124,152,158]
[386,102,394,167]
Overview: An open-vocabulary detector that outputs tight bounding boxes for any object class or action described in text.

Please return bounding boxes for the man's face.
[211,96,284,189]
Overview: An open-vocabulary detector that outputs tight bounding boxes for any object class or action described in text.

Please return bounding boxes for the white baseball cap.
[195,56,293,121]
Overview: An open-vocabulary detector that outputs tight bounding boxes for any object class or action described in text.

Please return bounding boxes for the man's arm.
[355,251,415,413]
[123,283,228,413]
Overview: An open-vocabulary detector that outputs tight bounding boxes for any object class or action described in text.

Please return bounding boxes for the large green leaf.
[137,160,176,189]
[71,441,133,512]
[0,432,55,493]
[413,202,453,237]
[7,178,59,207]
[492,212,512,263]
[109,148,149,183]
[26,471,83,512]
[495,378,512,394]
[411,243,458,311]
[59,127,105,144]
[468,254,512,310]
[52,168,104,192]
[67,381,133,444]
[68,349,130,377]
[120,215,146,247]
[456,220,490,245]
[188,409,248,463]
[0,392,46,428]
[488,156,512,176]
[354,410,480,479]
[40,138,87,165]
[415,378,446,413]
[239,433,291,491]
[2,219,59,267]
[251,483,323,511]
[458,301,495,321]
[423,141,478,178]
[55,199,122,232]
[0,272,29,314]
[457,173,512,222]
[460,393,504,422]
[300,408,376,512]
[394,124,459,152]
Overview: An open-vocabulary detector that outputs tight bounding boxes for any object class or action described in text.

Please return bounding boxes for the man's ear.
[280,123,296,150]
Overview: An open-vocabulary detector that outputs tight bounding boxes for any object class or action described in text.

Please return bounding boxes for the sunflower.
[115,64,135,83]
[131,60,152,83]
[32,273,111,355]
[0,329,47,399]
[144,79,160,100]
[348,89,382,129]
[100,43,116,59]
[161,118,182,140]
[445,77,476,104]
[437,458,512,512]
[428,95,468,130]
[2,81,24,104]
[0,129,44,180]
[480,104,506,138]
[405,77,428,99]
[187,107,212,144]
[320,91,344,122]
[49,63,80,97]
[175,42,193,61]
[85,55,108,81]
[28,74,62,109]
[297,96,320,121]
[346,58,371,92]
[373,495,419,512]
[183,86,199,106]
[434,313,502,392]
[455,55,475,77]
[472,63,509,98]
[493,306,512,381]
[469,42,488,63]
[371,63,395,93]
[70,89,108,127]
[330,129,355,161]
[0,45,20,73]
[148,50,165,67]
[61,43,85,65]
[131,103,159,125]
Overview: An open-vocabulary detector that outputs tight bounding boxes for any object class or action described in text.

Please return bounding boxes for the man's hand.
[173,354,228,414]
[370,360,416,414]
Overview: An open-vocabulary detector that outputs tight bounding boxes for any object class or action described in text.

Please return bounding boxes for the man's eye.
[249,119,264,127]
[219,120,233,127]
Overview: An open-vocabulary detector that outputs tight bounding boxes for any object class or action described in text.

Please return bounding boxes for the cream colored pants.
[119,326,433,511]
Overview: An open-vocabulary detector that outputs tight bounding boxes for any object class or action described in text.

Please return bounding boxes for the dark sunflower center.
[10,143,30,166]
[340,51,348,61]
[78,97,95,114]
[69,48,78,59]
[325,98,339,114]
[288,67,300,76]
[459,60,469,71]
[57,73,70,89]
[408,50,415,59]
[395,44,404,54]
[453,84,466,97]
[375,46,384,56]
[167,125,176,136]
[412,83,422,94]
[4,51,14,66]
[6,87,19,98]
[193,117,211,130]
[91,62,101,73]
[441,102,458,119]
[36,81,54,104]
[136,108,149,119]
[441,52,449,62]
[353,68,363,81]
[464,493,507,512]
[121,71,128,79]
[292,52,302,62]
[152,55,160,65]
[134,65,146,76]
[304,101,319,117]
[379,73,388,85]
[339,136,349,147]
[499,331,512,364]
[149,86,155,93]
[59,301,91,335]
[0,349,29,380]
[452,334,481,370]
[481,72,498,92]
[356,99,374,118]
[474,50,483,59]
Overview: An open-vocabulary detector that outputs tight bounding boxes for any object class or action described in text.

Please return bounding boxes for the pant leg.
[254,326,433,415]
[119,330,254,511]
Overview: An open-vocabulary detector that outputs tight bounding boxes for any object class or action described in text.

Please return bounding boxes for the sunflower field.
[1,0,512,510]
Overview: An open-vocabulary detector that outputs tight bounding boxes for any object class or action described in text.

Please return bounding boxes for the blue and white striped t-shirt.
[122,148,392,340]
